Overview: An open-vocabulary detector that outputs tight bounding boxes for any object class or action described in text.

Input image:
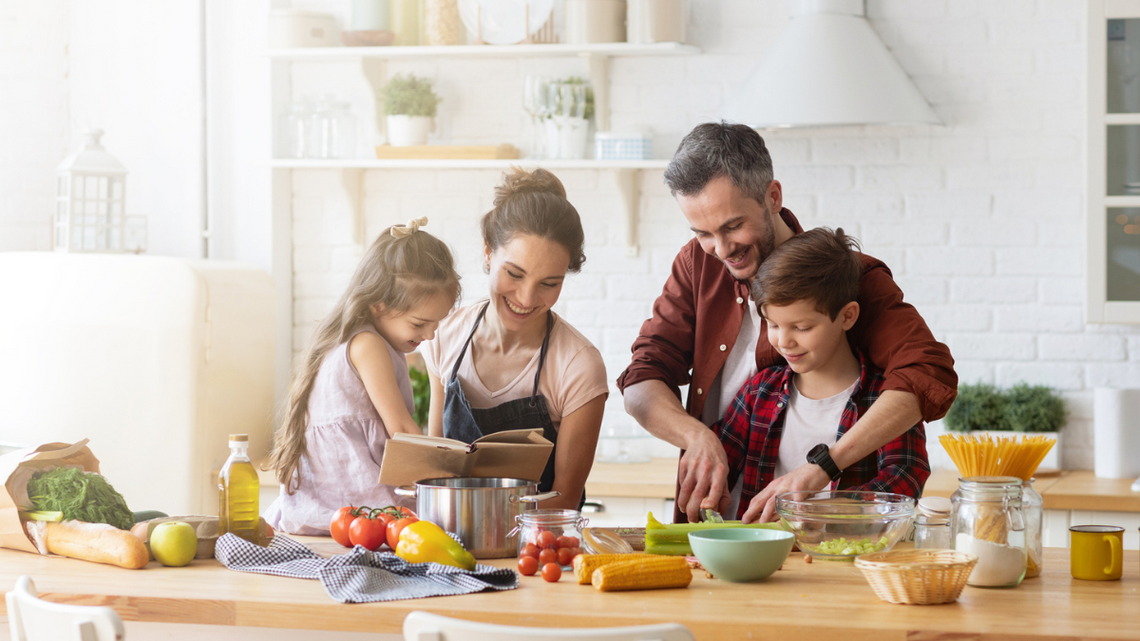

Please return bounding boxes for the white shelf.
[270,158,670,169]
[268,42,699,61]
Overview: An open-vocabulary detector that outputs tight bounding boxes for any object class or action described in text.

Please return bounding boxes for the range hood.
[721,0,940,129]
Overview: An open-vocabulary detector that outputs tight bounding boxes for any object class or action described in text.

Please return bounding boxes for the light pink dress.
[265,326,416,535]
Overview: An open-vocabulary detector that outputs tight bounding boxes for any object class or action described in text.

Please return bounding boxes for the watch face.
[807,444,826,460]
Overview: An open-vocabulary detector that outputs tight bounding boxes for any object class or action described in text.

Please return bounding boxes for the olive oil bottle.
[219,434,259,543]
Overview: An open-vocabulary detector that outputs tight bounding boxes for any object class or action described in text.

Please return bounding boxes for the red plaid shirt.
[715,351,930,520]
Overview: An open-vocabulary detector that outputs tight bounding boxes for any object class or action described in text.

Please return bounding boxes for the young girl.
[265,217,461,535]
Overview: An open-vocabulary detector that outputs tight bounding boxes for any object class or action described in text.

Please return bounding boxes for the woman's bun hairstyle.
[482,167,585,272]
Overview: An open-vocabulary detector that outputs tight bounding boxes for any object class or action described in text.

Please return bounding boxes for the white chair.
[402,611,695,641]
[5,576,125,641]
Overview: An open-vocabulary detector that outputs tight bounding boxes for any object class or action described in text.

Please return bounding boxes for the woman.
[422,167,608,510]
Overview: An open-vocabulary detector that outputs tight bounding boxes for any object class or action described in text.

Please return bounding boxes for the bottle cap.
[229,434,249,442]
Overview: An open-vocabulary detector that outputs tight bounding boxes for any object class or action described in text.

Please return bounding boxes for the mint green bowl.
[687,528,795,583]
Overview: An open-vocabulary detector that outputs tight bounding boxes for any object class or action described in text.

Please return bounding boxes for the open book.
[378,428,553,487]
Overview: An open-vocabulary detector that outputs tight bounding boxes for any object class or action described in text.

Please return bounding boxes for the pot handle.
[513,491,561,504]
[394,485,417,498]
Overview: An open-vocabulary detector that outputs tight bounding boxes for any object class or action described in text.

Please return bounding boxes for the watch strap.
[808,444,842,481]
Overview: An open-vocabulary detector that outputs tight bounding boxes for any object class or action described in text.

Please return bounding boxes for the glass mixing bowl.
[776,490,916,560]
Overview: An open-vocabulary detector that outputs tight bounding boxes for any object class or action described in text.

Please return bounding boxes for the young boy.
[715,227,930,523]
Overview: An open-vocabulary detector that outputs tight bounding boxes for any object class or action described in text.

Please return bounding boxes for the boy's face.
[763,299,860,375]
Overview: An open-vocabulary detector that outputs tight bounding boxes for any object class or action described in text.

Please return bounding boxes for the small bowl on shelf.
[775,490,915,561]
[687,528,795,583]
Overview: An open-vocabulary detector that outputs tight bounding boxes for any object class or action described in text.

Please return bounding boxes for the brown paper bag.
[0,439,101,554]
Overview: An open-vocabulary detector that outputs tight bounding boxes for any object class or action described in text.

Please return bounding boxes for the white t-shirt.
[421,301,610,430]
[773,377,859,478]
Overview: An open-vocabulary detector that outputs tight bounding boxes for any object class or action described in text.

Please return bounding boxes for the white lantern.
[54,129,128,252]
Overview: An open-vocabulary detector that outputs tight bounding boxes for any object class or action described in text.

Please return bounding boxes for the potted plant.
[944,382,1067,469]
[543,76,594,159]
[379,74,442,146]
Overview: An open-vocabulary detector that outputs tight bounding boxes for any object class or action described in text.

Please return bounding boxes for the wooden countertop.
[586,460,1140,512]
[2,539,1138,639]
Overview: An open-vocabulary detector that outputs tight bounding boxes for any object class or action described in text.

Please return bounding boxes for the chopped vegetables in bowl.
[775,490,915,561]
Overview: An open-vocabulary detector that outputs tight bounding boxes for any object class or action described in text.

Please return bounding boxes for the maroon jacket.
[616,209,956,519]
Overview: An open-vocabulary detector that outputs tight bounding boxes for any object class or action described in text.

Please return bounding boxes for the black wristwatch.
[807,443,842,481]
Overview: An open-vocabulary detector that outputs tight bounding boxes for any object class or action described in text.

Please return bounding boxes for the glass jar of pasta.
[1021,478,1043,578]
[951,476,1027,588]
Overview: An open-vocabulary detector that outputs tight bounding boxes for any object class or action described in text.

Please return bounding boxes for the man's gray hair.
[663,122,774,203]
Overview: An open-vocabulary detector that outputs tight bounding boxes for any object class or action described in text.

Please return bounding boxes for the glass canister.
[913,496,952,550]
[1022,478,1044,578]
[515,509,587,568]
[951,476,1027,588]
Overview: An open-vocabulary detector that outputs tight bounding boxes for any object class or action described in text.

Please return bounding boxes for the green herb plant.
[26,466,134,530]
[409,365,431,431]
[944,382,1066,433]
[552,76,594,120]
[379,74,442,117]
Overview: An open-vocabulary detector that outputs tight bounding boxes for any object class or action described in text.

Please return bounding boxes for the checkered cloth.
[214,533,518,603]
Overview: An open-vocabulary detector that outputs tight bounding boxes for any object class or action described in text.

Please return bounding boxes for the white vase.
[386,115,432,146]
[543,117,590,160]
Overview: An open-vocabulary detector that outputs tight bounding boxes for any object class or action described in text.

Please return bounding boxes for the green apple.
[150,521,198,567]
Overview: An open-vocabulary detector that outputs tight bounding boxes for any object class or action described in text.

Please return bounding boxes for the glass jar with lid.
[1021,478,1044,578]
[913,495,952,550]
[515,509,587,568]
[951,476,1027,588]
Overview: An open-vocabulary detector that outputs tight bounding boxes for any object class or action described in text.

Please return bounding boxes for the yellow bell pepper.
[396,520,477,571]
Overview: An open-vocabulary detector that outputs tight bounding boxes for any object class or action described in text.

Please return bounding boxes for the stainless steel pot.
[395,477,559,559]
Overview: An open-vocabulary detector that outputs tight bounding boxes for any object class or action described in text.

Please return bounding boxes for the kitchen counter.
[1,539,1137,639]
[585,459,1140,512]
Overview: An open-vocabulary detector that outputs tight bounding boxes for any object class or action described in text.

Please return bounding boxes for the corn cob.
[591,555,693,592]
[572,554,633,584]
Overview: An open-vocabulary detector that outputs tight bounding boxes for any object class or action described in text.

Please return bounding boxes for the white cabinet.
[1086,0,1140,323]
[582,496,673,528]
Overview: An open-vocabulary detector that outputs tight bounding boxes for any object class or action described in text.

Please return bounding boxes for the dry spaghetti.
[938,433,1056,481]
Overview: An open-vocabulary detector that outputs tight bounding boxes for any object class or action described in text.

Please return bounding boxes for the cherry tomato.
[518,555,539,576]
[556,546,575,566]
[520,543,540,559]
[538,548,557,566]
[386,515,419,550]
[330,506,357,548]
[562,535,580,549]
[388,506,416,519]
[541,562,562,582]
[537,530,557,549]
[348,513,387,551]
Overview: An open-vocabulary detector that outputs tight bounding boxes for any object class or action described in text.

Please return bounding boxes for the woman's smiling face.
[486,234,571,332]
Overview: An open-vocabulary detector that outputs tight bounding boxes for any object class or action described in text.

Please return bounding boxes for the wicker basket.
[854,549,978,605]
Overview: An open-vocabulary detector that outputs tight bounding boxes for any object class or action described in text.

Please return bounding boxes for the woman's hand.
[542,394,607,511]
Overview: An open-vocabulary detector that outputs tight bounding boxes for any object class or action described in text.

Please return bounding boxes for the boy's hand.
[741,463,830,523]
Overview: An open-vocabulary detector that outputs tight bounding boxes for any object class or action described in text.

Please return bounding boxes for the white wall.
[284,0,1139,469]
[3,0,1138,469]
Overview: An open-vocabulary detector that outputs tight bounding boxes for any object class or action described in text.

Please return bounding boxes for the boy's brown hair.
[752,227,862,320]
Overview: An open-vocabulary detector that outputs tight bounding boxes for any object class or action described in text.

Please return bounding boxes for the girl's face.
[371,291,455,353]
[485,234,571,333]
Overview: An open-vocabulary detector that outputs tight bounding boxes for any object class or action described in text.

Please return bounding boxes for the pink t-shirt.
[422,301,609,430]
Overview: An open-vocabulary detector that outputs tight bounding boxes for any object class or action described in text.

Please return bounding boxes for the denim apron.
[442,302,583,508]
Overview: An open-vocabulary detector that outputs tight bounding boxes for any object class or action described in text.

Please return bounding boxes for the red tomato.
[538,548,557,566]
[541,562,562,582]
[537,530,557,549]
[386,515,418,550]
[518,556,539,576]
[348,514,387,551]
[387,506,416,519]
[330,506,357,548]
[520,543,540,559]
[556,546,575,566]
[562,535,580,549]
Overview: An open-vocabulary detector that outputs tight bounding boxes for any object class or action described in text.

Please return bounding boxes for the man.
[617,122,956,523]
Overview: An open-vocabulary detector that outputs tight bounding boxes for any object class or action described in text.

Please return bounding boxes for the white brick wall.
[281,0,1140,468]
[6,1,1138,470]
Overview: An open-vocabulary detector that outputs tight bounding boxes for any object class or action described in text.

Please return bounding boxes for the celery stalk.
[644,512,789,555]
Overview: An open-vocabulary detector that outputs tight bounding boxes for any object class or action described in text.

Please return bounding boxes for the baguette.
[45,520,149,569]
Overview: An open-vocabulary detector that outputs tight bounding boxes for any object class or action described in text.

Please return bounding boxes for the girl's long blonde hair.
[265,221,461,493]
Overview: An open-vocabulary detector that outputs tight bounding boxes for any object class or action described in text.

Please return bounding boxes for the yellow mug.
[1069,525,1124,581]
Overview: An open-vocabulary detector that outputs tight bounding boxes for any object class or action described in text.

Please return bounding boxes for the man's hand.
[741,463,830,523]
[677,427,732,522]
